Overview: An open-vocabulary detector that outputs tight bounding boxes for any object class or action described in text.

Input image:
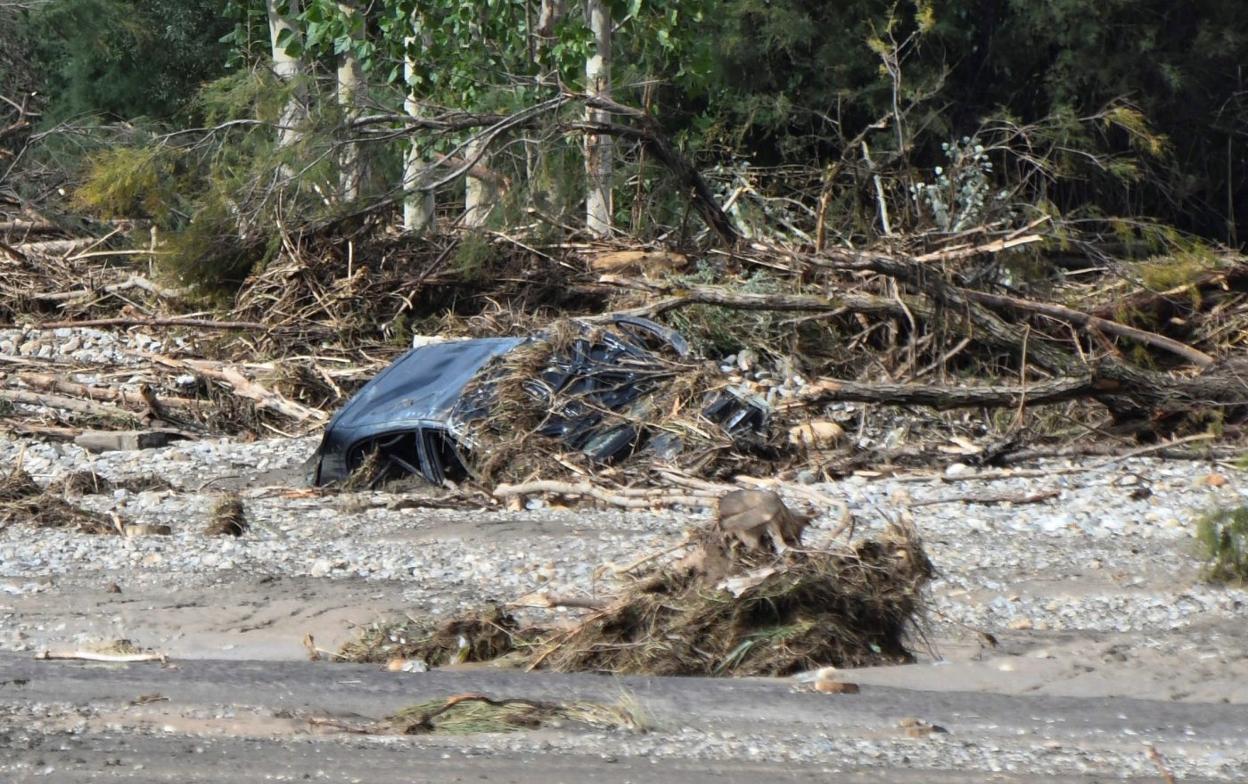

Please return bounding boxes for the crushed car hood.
[309,317,766,486]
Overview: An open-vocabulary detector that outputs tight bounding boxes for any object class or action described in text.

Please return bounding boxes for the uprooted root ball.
[205,494,247,536]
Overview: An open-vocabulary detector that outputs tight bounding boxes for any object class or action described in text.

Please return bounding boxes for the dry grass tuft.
[205,494,247,536]
[339,605,534,666]
[0,462,119,535]
[382,693,647,735]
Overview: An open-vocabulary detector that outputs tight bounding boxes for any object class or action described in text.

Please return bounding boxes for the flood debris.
[309,316,770,487]
[204,494,247,537]
[340,492,931,677]
[533,523,930,676]
[305,693,646,736]
[1,463,119,534]
[47,471,174,496]
[338,605,531,667]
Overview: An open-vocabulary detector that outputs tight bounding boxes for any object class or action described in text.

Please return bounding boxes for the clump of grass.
[0,464,119,535]
[383,694,647,735]
[204,494,247,536]
[338,605,527,666]
[48,470,114,496]
[1196,505,1248,583]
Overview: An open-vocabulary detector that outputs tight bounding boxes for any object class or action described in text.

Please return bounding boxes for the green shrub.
[73,145,182,222]
[1195,505,1248,584]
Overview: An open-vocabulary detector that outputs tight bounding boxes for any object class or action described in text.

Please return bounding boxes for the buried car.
[308,315,768,486]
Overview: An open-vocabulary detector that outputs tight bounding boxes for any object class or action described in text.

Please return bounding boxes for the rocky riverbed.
[2,325,1248,782]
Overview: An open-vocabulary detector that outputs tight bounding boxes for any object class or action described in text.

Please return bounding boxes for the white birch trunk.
[336,2,366,201]
[402,23,434,232]
[537,0,566,37]
[463,137,500,228]
[266,0,306,153]
[584,0,612,237]
[462,9,496,228]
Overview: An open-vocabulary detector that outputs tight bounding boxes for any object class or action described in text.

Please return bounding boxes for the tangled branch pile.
[342,496,932,677]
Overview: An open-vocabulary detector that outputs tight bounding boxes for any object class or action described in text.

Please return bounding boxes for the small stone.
[945,463,972,477]
[814,678,860,694]
[1008,617,1034,631]
[310,558,334,578]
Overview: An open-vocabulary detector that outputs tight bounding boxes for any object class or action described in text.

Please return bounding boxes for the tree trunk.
[402,22,434,232]
[462,8,497,228]
[463,136,499,228]
[336,2,367,202]
[584,0,612,237]
[265,0,306,153]
[537,0,566,37]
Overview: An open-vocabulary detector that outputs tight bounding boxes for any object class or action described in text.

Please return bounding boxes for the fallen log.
[147,356,327,424]
[960,288,1213,367]
[796,359,1248,433]
[27,317,264,331]
[0,388,140,423]
[15,373,199,411]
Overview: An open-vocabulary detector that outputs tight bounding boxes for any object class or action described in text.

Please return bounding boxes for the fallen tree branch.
[29,275,186,304]
[596,276,907,321]
[493,480,710,509]
[961,288,1214,367]
[811,249,1078,374]
[909,489,1060,507]
[795,359,1248,429]
[14,373,200,411]
[35,650,167,664]
[25,317,264,331]
[156,358,325,424]
[795,375,1093,410]
[0,388,140,422]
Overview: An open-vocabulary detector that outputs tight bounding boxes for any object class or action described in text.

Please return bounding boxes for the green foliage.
[1196,505,1248,584]
[73,146,182,222]
[664,267,789,355]
[1137,252,1218,293]
[697,0,1247,243]
[21,0,232,121]
[451,233,503,283]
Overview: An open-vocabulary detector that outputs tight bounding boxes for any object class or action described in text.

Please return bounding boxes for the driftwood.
[493,480,711,509]
[14,373,199,411]
[29,276,185,305]
[0,388,139,422]
[148,356,327,424]
[796,359,1248,427]
[29,317,264,331]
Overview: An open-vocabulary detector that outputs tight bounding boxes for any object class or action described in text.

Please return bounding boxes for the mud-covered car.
[309,316,767,486]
